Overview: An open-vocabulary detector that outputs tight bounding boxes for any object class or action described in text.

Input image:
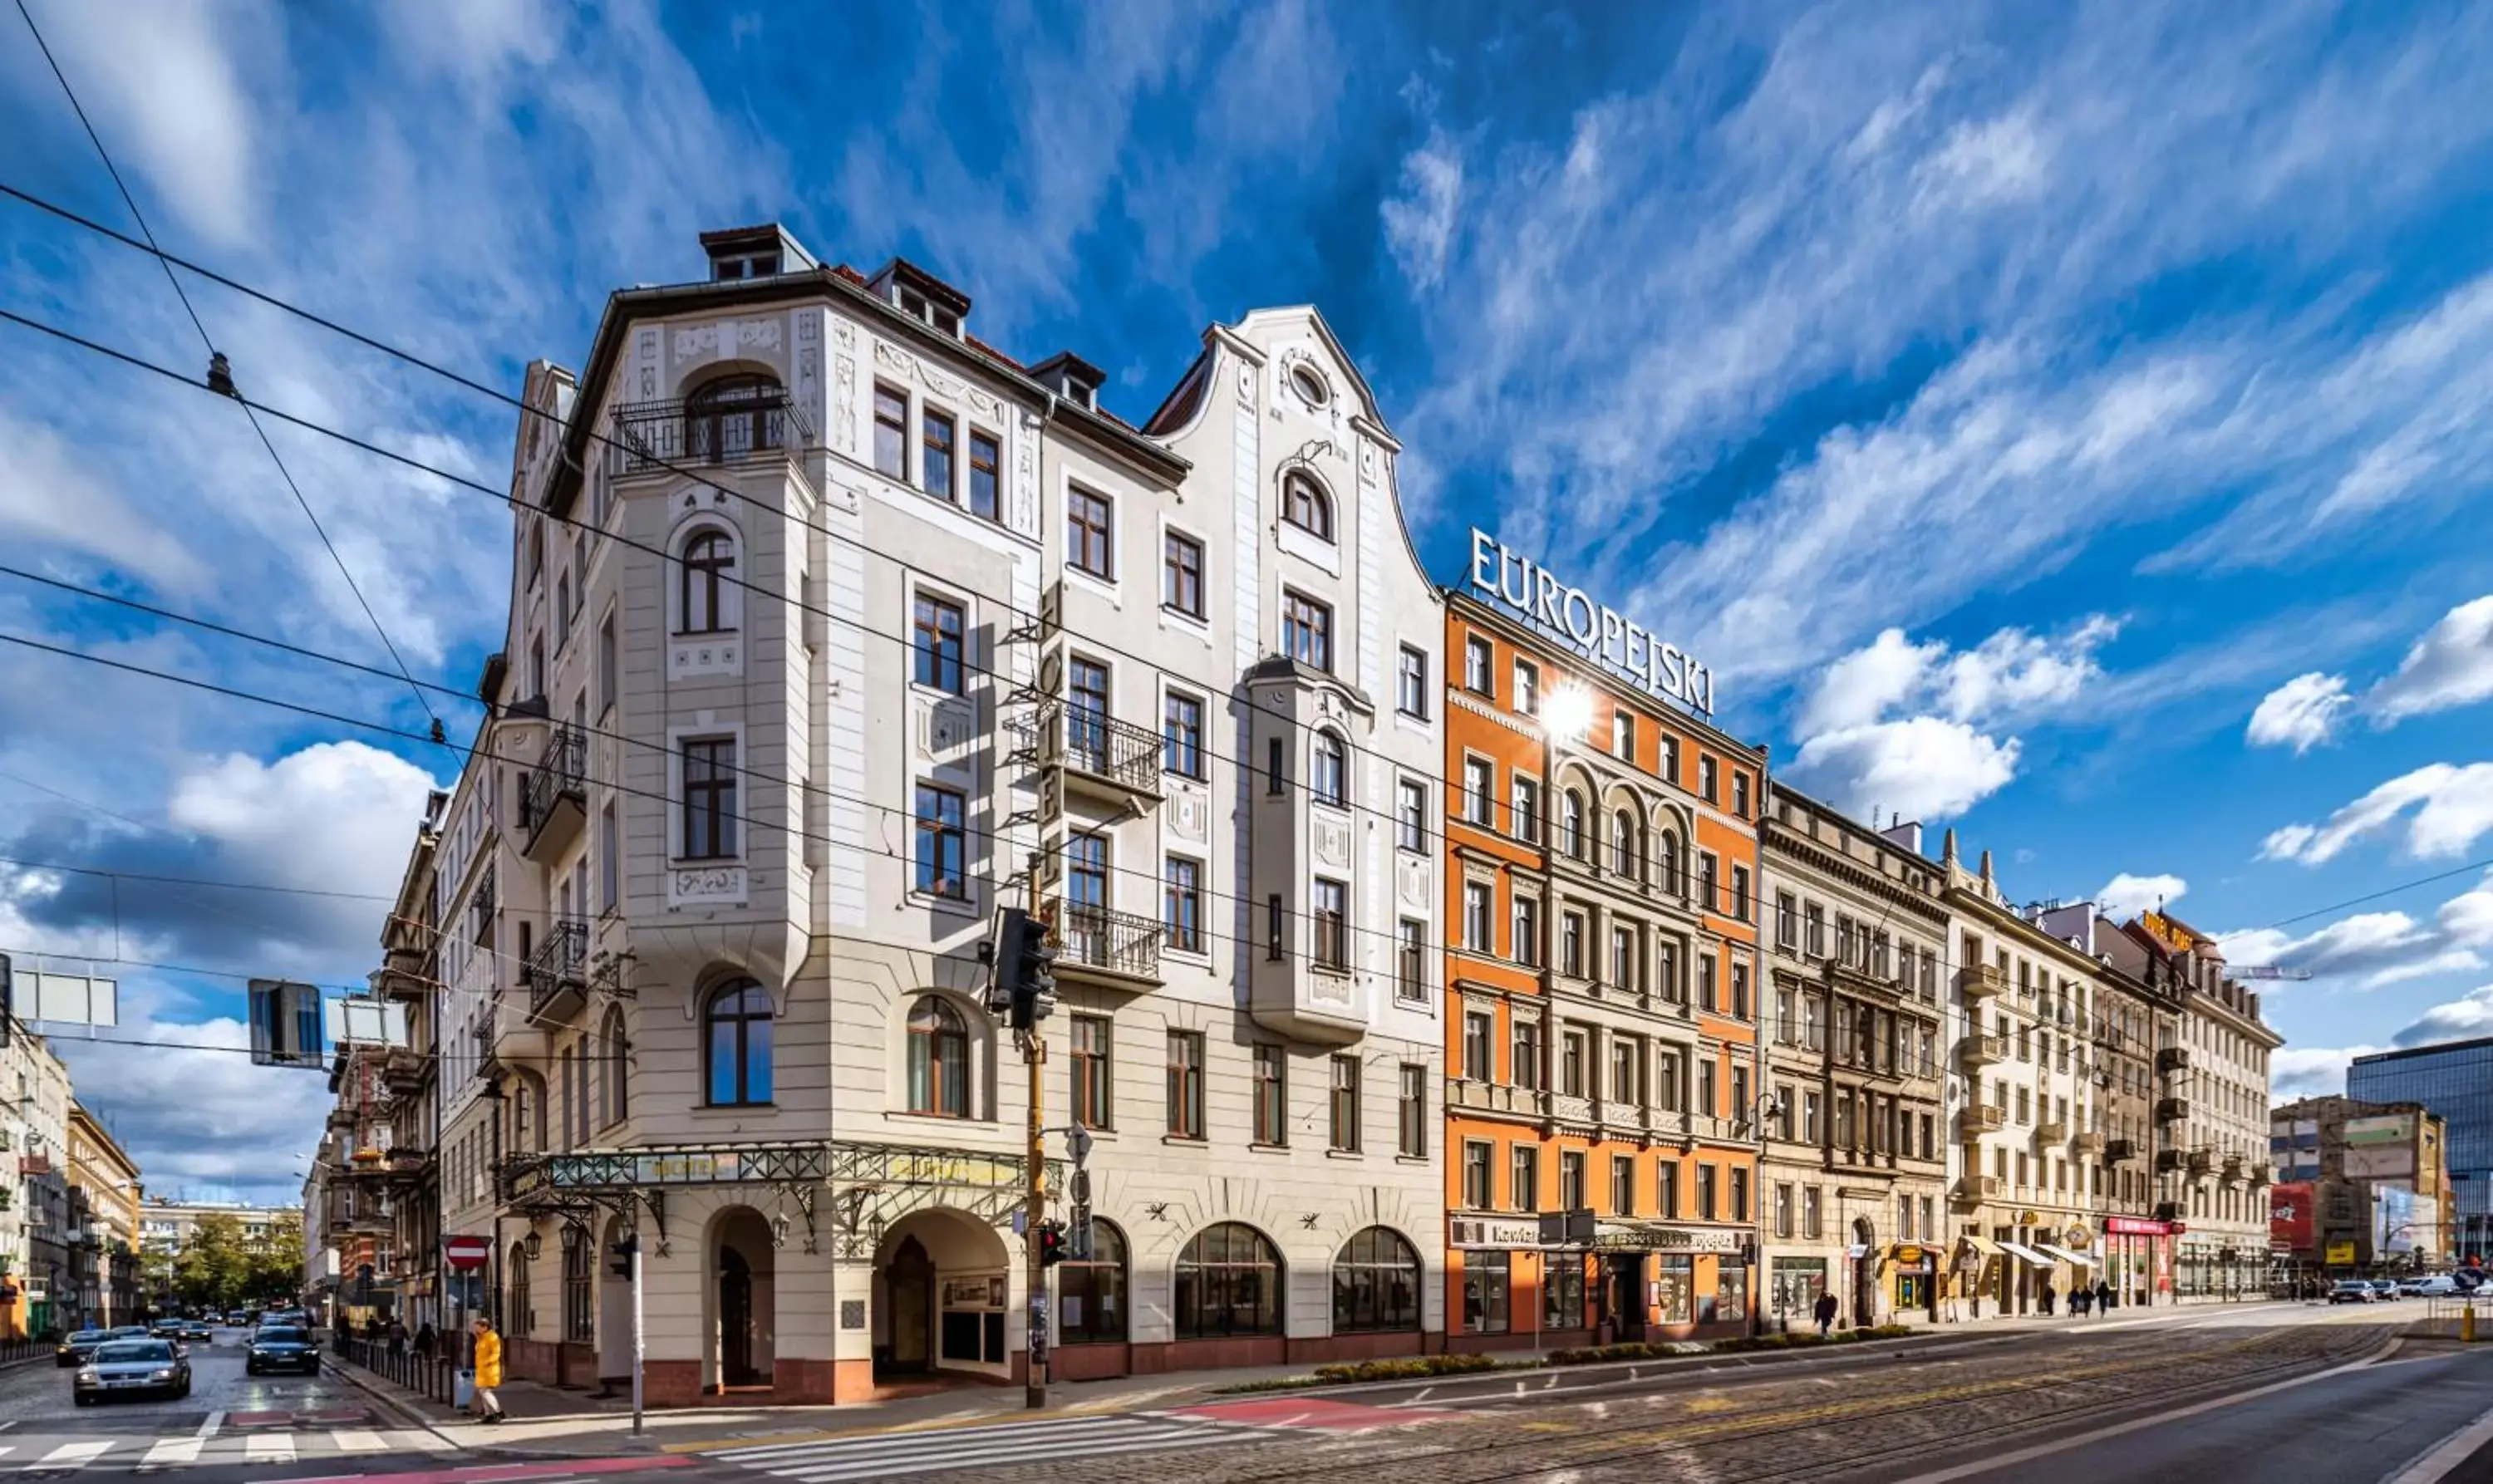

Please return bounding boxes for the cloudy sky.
[5,0,2493,1197]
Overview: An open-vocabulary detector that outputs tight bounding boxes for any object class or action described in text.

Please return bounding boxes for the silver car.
[72,1339,191,1404]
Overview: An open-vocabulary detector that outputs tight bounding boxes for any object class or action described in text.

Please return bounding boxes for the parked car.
[2404,1275,2463,1297]
[2369,1279,2403,1301]
[73,1339,190,1405]
[2328,1280,2377,1304]
[55,1329,111,1368]
[243,1326,320,1376]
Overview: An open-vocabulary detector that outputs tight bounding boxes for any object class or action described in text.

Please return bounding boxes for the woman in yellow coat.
[468,1317,505,1423]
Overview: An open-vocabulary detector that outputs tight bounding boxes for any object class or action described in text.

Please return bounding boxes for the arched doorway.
[708,1207,776,1391]
[1851,1217,1878,1327]
[873,1209,1011,1381]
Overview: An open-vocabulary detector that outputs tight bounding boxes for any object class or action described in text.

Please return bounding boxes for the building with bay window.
[388,226,1443,1403]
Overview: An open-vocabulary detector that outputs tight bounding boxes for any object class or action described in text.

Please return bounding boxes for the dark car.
[55,1329,110,1368]
[74,1339,190,1404]
[148,1318,186,1340]
[2328,1280,2377,1305]
[244,1326,320,1376]
[181,1319,215,1344]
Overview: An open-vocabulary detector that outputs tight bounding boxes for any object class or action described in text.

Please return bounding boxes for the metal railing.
[526,917,588,1013]
[332,1334,460,1406]
[1031,704,1163,797]
[522,726,586,832]
[1058,903,1164,980]
[607,392,811,476]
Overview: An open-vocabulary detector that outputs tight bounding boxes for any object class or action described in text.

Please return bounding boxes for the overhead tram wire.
[0,305,1581,871]
[0,855,395,903]
[0,177,1674,808]
[7,12,445,741]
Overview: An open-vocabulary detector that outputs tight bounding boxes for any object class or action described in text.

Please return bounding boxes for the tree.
[171,1215,250,1313]
[243,1243,302,1305]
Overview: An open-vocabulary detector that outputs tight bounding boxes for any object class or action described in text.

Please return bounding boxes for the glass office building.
[2349,1038,2493,1264]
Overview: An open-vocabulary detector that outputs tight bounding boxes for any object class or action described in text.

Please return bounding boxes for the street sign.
[443,1235,492,1271]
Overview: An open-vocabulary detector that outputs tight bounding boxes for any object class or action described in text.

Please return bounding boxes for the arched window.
[562,1226,593,1341]
[507,1242,533,1336]
[1659,833,1683,896]
[599,1005,630,1128]
[1611,810,1640,881]
[684,373,786,463]
[1332,1226,1422,1333]
[1561,792,1586,859]
[680,528,735,635]
[704,980,774,1107]
[1173,1222,1283,1339]
[1059,1220,1129,1345]
[1311,731,1347,808]
[906,996,970,1118]
[1281,472,1333,542]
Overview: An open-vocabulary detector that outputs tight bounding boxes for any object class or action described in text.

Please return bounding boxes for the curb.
[322,1357,470,1452]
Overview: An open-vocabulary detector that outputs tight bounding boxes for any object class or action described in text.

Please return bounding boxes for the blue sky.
[4,0,2493,1197]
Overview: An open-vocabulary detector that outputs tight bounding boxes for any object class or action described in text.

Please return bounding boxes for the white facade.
[2,1032,71,1336]
[423,230,1443,1402]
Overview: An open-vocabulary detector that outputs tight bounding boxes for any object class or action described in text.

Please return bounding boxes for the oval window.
[1289,364,1329,407]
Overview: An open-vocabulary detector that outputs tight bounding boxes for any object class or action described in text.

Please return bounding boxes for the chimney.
[1879,819,1925,856]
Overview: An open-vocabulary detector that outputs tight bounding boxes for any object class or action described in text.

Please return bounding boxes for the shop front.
[1886,1245,1936,1318]
[1453,1216,1750,1351]
[1768,1255,1827,1333]
[2032,1223,2097,1306]
[1950,1235,2000,1316]
[2102,1216,2180,1307]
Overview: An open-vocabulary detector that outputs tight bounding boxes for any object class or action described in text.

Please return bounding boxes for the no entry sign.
[443,1235,492,1271]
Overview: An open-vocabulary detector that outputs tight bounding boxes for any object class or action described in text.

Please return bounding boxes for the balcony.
[2248,1163,2271,1188]
[2156,1097,2191,1123]
[2073,1128,2107,1155]
[1030,704,1163,813]
[2035,1118,2068,1142]
[607,391,811,478]
[1959,1033,2007,1069]
[386,1149,432,1184]
[2186,1149,2214,1177]
[2220,1153,2246,1185]
[1055,904,1164,989]
[526,917,589,1025]
[2106,1138,2139,1164]
[1959,964,2005,1003]
[1961,1103,2007,1136]
[521,725,587,865]
[2156,1045,2191,1074]
[1952,1175,1999,1206]
[2154,1201,2184,1223]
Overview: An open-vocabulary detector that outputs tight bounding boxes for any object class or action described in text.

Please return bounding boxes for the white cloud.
[2213,872,2493,993]
[167,741,439,897]
[2395,985,2493,1047]
[2098,872,2186,918]
[2246,672,2352,754]
[2368,595,2493,724]
[1782,616,2114,820]
[2269,1044,2382,1100]
[2260,762,2493,864]
[2364,949,2487,989]
[1381,129,1465,292]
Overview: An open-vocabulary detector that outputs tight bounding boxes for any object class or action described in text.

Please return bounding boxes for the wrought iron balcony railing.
[526,917,588,1015]
[1057,903,1164,982]
[607,391,812,476]
[1034,704,1163,799]
[522,726,587,835]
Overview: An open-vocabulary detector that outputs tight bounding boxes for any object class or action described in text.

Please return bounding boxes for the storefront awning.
[1996,1241,2053,1268]
[2033,1243,2092,1266]
[1956,1236,2003,1257]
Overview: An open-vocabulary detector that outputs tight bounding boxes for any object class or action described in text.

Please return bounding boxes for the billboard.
[2270,1182,2316,1252]
[2376,1186,2422,1256]
[2345,1114,2414,1146]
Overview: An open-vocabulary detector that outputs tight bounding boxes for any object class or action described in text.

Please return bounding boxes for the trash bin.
[453,1368,475,1410]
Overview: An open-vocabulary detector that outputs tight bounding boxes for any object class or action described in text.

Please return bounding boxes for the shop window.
[1331,1226,1421,1333]
[1173,1223,1283,1339]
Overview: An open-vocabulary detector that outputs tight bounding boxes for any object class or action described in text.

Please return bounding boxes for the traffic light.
[987,907,1061,1031]
[608,1234,638,1280]
[1036,1221,1069,1267]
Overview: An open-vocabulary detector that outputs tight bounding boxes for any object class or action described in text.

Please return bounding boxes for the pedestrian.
[1813,1290,1839,1339]
[468,1316,505,1425]
[2094,1279,2114,1314]
[2038,1282,2055,1317]
[415,1321,437,1360]
[2072,1285,2090,1317]
[388,1320,406,1356]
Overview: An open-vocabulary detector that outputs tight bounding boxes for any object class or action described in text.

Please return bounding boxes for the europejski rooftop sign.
[1467,528,1715,716]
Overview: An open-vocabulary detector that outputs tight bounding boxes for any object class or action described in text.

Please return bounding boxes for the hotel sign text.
[1467,529,1714,715]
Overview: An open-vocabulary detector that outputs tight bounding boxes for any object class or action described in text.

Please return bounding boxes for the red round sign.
[443,1236,492,1271]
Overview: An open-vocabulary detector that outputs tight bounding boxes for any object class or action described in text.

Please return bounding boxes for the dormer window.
[895,286,962,337]
[712,250,780,282]
[1033,351,1105,413]
[868,257,971,339]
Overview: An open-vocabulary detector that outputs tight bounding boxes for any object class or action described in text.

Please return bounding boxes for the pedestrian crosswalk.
[0,1427,455,1472]
[705,1413,1272,1482]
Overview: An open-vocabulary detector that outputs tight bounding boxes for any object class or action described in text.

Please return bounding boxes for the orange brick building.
[1441,556,1768,1352]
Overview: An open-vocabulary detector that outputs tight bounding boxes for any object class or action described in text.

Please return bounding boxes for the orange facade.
[1442,594,1766,1349]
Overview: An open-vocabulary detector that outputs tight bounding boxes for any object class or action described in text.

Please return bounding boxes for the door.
[1605,1256,1646,1340]
[719,1246,756,1387]
[887,1238,933,1373]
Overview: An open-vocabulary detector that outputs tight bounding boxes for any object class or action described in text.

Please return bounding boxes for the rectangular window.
[1330,1055,1361,1152]
[1267,736,1286,794]
[912,593,966,693]
[1253,1044,1287,1145]
[1163,530,1204,617]
[1610,1037,1640,1106]
[1698,1058,1717,1118]
[1658,1051,1682,1112]
[1398,779,1428,851]
[1562,912,1586,978]
[873,384,908,479]
[1775,1183,1794,1239]
[1070,1015,1112,1129]
[1464,634,1493,693]
[1512,658,1540,715]
[1167,1031,1205,1138]
[1543,1255,1585,1331]
[1512,895,1540,967]
[1659,733,1679,785]
[1281,590,1332,671]
[1463,1251,1511,1334]
[1699,755,1719,803]
[597,802,618,912]
[1313,879,1349,969]
[1464,758,1494,823]
[921,406,956,499]
[1732,772,1751,818]
[912,784,966,898]
[1613,710,1635,759]
[1510,1144,1539,1211]
[1398,919,1426,1003]
[1775,892,1797,951]
[681,738,738,859]
[1806,903,1825,957]
[1730,865,1752,921]
[1463,882,1492,949]
[1561,1029,1586,1098]
[1699,953,1718,1011]
[1700,852,1721,915]
[1398,645,1429,717]
[1697,1164,1718,1221]
[1732,1167,1750,1222]
[1559,1150,1586,1211]
[1512,1019,1543,1091]
[1399,1064,1428,1158]
[1611,1155,1636,1215]
[968,429,1001,520]
[1732,963,1751,1020]
[1163,857,1202,952]
[1163,690,1205,779]
[1069,484,1114,577]
[1463,1010,1493,1080]
[597,614,617,716]
[1658,1160,1679,1219]
[1510,776,1540,840]
[1462,1140,1493,1208]
[1267,893,1285,960]
[1804,1186,1823,1240]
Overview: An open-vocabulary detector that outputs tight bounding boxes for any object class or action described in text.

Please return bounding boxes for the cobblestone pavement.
[843,1316,2402,1484]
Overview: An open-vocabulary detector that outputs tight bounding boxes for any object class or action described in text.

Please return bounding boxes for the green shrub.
[1310,1353,1501,1383]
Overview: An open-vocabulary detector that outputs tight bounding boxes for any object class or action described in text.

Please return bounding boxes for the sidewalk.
[323,1300,2302,1462]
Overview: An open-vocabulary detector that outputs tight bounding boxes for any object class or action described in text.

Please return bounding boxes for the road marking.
[333,1429,389,1452]
[140,1437,205,1467]
[32,1441,114,1469]
[195,1410,224,1439]
[244,1432,297,1465]
[2385,1396,2493,1484]
[1887,1338,2401,1483]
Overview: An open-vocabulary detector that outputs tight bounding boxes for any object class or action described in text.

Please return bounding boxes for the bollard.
[2463,1303,2476,1344]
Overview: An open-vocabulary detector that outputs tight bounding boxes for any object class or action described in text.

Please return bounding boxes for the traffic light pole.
[1023,1025,1049,1409]
[630,1239,645,1437]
